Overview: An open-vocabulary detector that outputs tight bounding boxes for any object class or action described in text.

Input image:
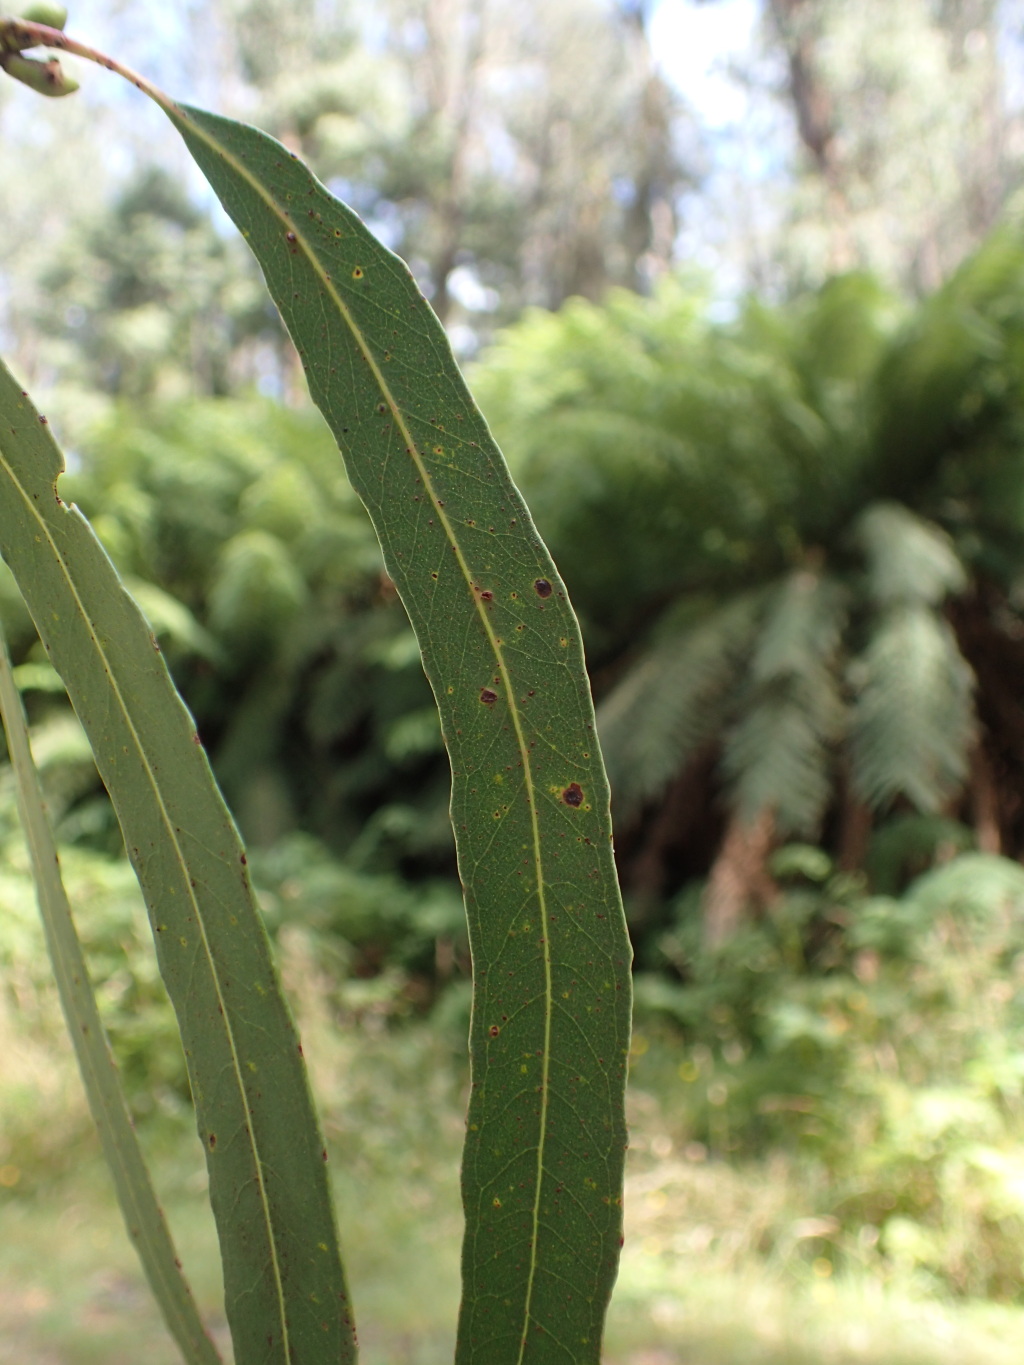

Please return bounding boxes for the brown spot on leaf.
[534,579,553,597]
[562,783,584,807]
[480,688,498,705]
[489,1025,500,1037]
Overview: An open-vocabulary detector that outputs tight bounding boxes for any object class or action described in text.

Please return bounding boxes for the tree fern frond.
[723,677,842,835]
[750,569,848,682]
[850,603,975,812]
[723,571,848,835]
[597,592,763,812]
[856,501,966,606]
[870,231,1024,498]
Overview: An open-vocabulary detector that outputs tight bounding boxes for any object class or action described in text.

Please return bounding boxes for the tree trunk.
[702,806,777,948]
[970,738,1001,855]
[767,0,853,273]
[624,746,719,926]
[836,765,872,872]
[424,0,489,324]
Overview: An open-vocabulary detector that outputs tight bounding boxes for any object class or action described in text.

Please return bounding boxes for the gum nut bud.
[18,3,68,28]
[2,52,78,96]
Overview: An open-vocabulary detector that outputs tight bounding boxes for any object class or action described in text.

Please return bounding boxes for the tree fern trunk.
[837,764,872,871]
[970,740,1002,855]
[702,807,777,946]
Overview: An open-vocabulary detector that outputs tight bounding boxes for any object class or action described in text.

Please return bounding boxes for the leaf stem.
[0,17,179,111]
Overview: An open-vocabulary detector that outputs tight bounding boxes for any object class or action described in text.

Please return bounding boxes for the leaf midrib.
[0,447,291,1357]
[168,104,556,1349]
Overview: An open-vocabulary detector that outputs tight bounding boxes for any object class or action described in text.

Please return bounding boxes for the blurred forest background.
[7,0,1024,1361]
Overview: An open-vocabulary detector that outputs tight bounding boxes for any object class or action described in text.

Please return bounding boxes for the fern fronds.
[850,603,975,811]
[723,571,848,835]
[856,501,966,606]
[597,592,762,812]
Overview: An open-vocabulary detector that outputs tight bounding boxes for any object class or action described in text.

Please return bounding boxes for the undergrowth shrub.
[631,849,1024,1297]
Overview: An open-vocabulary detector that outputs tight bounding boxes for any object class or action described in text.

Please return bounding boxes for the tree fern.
[597,593,762,812]
[428,247,1024,923]
[723,570,848,835]
[850,603,975,812]
[849,499,975,812]
[855,501,967,607]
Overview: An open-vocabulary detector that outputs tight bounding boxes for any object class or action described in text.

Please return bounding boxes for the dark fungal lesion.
[534,578,553,598]
[562,783,584,807]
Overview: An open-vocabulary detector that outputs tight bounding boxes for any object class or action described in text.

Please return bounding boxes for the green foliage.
[849,603,974,812]
[35,166,273,399]
[7,9,1024,1355]
[596,592,763,811]
[0,361,355,1363]
[224,0,687,330]
[724,571,847,834]
[59,397,432,856]
[0,625,219,1364]
[160,99,630,1359]
[0,23,631,1365]
[471,252,1024,885]
[633,849,1024,1298]
[252,833,467,996]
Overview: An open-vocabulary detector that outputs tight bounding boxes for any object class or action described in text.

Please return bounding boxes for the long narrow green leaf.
[0,623,221,1365]
[161,104,632,1362]
[0,360,355,1365]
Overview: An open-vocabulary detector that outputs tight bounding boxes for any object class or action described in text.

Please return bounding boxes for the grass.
[4,1002,1024,1365]
[607,1144,1024,1365]
[4,920,1024,1362]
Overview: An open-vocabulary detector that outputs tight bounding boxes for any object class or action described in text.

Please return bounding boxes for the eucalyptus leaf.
[0,359,355,1365]
[161,102,632,1363]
